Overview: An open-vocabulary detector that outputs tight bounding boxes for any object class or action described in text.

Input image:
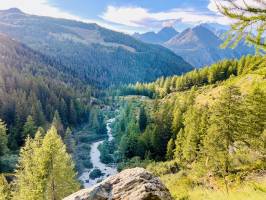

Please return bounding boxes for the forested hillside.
[0,8,192,88]
[0,34,107,173]
[112,55,266,199]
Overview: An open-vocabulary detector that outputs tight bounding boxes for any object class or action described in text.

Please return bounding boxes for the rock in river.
[63,167,173,200]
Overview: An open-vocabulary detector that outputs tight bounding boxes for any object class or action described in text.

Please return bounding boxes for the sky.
[0,0,240,33]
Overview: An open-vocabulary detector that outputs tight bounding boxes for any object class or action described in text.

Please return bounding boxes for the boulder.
[64,167,173,200]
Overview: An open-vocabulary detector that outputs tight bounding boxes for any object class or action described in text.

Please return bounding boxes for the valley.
[0,1,266,199]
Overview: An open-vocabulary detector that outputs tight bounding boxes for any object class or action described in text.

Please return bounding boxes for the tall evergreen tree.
[0,175,10,200]
[166,138,175,160]
[52,111,64,138]
[174,128,185,165]
[14,133,44,200]
[64,127,75,154]
[40,126,80,200]
[242,87,266,154]
[138,106,147,132]
[14,127,79,200]
[203,86,243,180]
[0,119,8,156]
[22,115,37,139]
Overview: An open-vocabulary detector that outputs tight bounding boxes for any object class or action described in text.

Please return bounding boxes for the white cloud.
[0,0,128,33]
[0,0,86,21]
[101,5,231,30]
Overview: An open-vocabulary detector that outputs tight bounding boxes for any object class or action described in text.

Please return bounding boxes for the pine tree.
[0,119,8,156]
[138,106,147,132]
[166,138,175,160]
[182,106,209,163]
[69,100,77,125]
[0,175,10,200]
[182,106,202,163]
[242,87,266,154]
[203,86,243,188]
[174,128,185,165]
[40,126,80,200]
[22,115,37,139]
[31,100,46,127]
[64,127,75,154]
[52,111,64,138]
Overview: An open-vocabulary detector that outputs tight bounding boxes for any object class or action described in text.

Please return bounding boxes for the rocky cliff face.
[63,167,173,200]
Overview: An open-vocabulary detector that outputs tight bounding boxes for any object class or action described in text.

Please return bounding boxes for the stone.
[63,167,173,200]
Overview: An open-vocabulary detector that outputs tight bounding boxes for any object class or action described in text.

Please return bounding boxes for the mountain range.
[133,24,254,68]
[0,8,192,88]
[133,27,178,44]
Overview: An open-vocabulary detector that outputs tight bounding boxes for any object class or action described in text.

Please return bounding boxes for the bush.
[89,168,103,180]
[0,154,18,173]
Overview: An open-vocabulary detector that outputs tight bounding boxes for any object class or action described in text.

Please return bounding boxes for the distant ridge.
[0,9,192,88]
[164,25,254,67]
[133,26,178,44]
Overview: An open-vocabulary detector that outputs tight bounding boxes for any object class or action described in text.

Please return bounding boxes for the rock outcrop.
[63,167,173,200]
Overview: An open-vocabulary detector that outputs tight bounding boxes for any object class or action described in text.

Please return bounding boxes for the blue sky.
[0,0,231,33]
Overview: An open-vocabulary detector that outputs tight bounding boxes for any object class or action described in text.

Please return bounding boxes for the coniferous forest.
[0,1,266,200]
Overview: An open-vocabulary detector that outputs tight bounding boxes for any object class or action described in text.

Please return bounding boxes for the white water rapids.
[79,118,117,188]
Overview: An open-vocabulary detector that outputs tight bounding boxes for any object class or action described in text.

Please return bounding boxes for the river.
[79,118,117,188]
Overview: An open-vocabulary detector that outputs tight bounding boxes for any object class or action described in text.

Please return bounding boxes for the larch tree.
[40,126,80,200]
[182,106,203,163]
[242,87,266,154]
[166,138,175,160]
[52,111,64,138]
[64,127,75,154]
[203,86,243,191]
[14,126,79,200]
[0,119,8,156]
[0,174,10,200]
[174,128,185,166]
[216,0,266,51]
[22,115,37,139]
[14,133,44,200]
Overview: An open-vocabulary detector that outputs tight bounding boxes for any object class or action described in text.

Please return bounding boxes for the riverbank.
[79,118,117,188]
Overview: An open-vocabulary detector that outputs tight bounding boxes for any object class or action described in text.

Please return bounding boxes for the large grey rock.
[64,167,173,200]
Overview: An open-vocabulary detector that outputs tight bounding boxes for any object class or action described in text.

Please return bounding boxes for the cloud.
[0,0,124,32]
[101,5,231,30]
[0,0,86,21]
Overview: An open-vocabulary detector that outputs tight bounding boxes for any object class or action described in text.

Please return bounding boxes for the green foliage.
[52,111,64,138]
[99,140,115,164]
[166,138,175,160]
[22,115,37,139]
[14,126,80,200]
[217,0,266,52]
[0,174,10,200]
[114,55,266,195]
[89,168,103,180]
[120,56,265,98]
[138,106,147,132]
[64,127,75,154]
[203,86,243,177]
[0,119,8,156]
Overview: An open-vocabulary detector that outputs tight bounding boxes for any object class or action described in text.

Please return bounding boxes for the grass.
[159,172,266,200]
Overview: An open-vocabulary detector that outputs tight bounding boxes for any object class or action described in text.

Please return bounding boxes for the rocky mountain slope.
[133,27,178,44]
[64,168,173,200]
[164,25,254,67]
[0,8,192,87]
